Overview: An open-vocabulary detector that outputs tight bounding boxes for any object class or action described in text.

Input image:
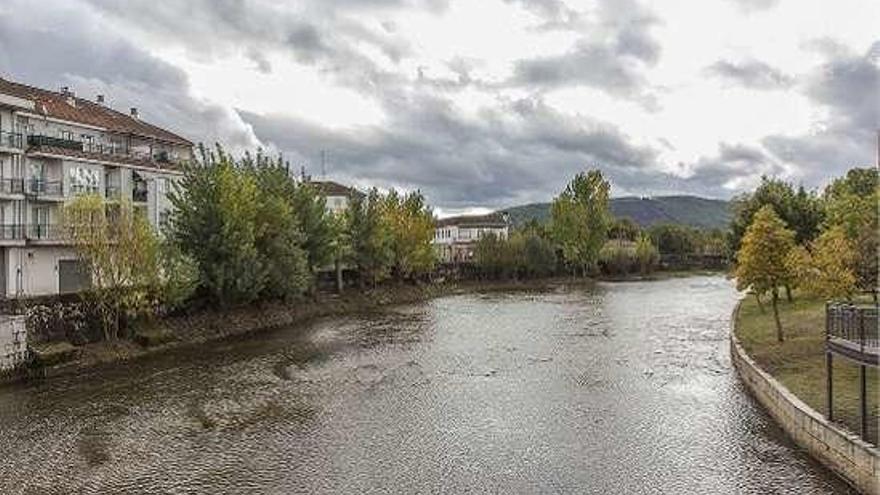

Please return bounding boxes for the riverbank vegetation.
[732,166,878,442]
[735,294,878,444]
[733,167,878,341]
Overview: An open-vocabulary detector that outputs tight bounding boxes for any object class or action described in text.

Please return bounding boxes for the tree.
[521,231,557,278]
[383,190,435,281]
[735,205,796,342]
[550,169,611,276]
[823,167,878,295]
[62,195,159,340]
[248,162,310,300]
[788,226,858,300]
[290,182,336,285]
[635,234,660,275]
[167,145,267,306]
[649,224,699,255]
[609,217,640,242]
[345,188,392,288]
[730,176,823,254]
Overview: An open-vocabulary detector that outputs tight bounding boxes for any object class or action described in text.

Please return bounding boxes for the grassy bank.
[735,294,878,444]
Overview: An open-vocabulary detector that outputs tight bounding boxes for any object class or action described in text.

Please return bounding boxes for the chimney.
[96,95,105,105]
[130,107,139,119]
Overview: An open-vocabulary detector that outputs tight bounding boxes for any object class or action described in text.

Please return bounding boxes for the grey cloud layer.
[0,0,875,209]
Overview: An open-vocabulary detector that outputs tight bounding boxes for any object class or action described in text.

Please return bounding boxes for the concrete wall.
[0,315,27,371]
[730,301,879,494]
[12,246,78,296]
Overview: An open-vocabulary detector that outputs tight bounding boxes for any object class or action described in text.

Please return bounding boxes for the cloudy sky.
[0,0,877,213]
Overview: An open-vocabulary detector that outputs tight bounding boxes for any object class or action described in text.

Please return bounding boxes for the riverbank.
[734,294,878,443]
[24,277,602,382]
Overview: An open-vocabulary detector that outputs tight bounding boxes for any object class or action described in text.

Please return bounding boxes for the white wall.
[10,246,78,296]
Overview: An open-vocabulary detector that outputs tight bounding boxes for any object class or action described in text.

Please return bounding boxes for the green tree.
[787,226,857,300]
[649,224,699,255]
[635,234,660,275]
[730,176,824,253]
[167,145,266,305]
[550,169,611,276]
[346,188,392,288]
[609,217,640,242]
[383,190,435,280]
[521,231,557,278]
[291,182,336,285]
[735,205,796,342]
[62,195,159,340]
[823,167,878,295]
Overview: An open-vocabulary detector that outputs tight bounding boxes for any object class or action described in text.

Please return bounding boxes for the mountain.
[502,195,732,230]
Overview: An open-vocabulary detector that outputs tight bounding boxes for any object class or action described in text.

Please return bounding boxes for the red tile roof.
[0,77,192,146]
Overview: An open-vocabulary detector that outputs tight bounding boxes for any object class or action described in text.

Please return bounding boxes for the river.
[0,276,855,494]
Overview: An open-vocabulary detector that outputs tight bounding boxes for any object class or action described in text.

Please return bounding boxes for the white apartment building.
[0,77,192,297]
[433,212,510,263]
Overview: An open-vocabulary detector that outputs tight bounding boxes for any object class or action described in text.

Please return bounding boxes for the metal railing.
[0,130,23,149]
[26,179,63,196]
[27,134,82,151]
[826,302,879,352]
[0,224,24,240]
[27,224,62,241]
[0,178,25,195]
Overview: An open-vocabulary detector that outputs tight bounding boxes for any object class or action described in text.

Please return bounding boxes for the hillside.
[502,195,731,230]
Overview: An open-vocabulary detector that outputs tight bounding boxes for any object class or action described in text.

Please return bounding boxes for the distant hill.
[502,195,732,230]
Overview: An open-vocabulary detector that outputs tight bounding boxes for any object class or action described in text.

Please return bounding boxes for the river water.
[0,276,855,494]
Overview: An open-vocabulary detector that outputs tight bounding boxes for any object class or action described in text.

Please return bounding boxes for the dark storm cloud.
[705,59,794,89]
[0,1,258,149]
[241,93,662,208]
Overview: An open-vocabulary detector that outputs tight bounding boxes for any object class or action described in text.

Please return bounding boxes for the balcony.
[27,224,62,241]
[0,178,25,195]
[0,131,23,150]
[0,224,24,240]
[27,134,82,151]
[26,179,63,197]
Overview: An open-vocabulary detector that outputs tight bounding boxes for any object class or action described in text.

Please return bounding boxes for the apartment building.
[433,212,510,263]
[0,77,192,297]
[309,180,362,214]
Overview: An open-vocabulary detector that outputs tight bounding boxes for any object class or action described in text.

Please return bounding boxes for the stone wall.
[730,301,879,494]
[0,315,27,371]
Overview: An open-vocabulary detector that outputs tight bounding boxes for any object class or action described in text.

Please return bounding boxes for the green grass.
[735,294,878,444]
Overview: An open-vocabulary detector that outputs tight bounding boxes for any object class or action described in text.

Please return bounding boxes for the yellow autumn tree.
[735,205,796,342]
[786,226,857,300]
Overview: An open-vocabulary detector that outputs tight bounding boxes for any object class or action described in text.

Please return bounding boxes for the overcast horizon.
[0,0,877,215]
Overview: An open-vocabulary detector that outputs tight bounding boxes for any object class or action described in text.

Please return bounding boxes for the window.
[68,167,100,195]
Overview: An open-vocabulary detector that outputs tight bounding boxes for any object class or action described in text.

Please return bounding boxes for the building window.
[68,167,100,195]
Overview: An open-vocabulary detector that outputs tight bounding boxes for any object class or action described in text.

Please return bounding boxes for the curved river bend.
[0,276,855,494]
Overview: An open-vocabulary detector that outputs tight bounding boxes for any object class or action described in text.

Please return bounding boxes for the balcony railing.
[27,134,182,165]
[26,179,63,197]
[0,131,23,149]
[27,224,62,241]
[27,134,82,151]
[0,224,24,240]
[0,178,25,195]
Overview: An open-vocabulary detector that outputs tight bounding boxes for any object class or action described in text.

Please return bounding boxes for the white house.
[310,180,361,214]
[0,77,192,297]
[433,212,510,263]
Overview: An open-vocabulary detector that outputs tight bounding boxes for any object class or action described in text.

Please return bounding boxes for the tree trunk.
[784,284,793,303]
[771,288,784,343]
[754,292,765,313]
[335,260,343,294]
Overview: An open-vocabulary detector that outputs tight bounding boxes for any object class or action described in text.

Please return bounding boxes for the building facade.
[0,78,192,297]
[433,212,509,263]
[309,180,361,214]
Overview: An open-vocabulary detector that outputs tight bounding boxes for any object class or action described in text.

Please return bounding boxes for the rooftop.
[436,212,509,228]
[0,77,192,147]
[308,180,362,197]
